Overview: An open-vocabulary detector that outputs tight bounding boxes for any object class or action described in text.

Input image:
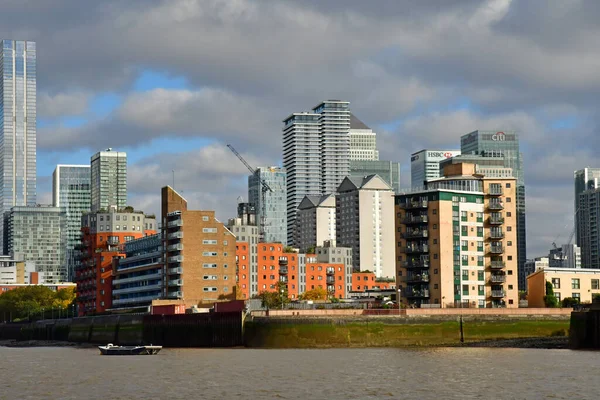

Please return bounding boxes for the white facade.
[295,194,336,252]
[349,114,378,161]
[411,149,461,189]
[336,175,395,278]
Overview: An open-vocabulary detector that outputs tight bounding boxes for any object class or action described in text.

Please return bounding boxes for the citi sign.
[492,132,505,141]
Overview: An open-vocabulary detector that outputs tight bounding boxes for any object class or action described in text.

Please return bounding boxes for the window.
[432,209,437,215]
[506,183,511,188]
[507,226,512,232]
[203,252,218,256]
[433,239,438,244]
[477,271,484,281]
[573,293,580,300]
[224,240,228,245]
[202,216,209,221]
[592,279,599,290]
[508,285,513,290]
[462,284,469,295]
[434,269,438,274]
[434,254,438,260]
[433,224,438,229]
[508,256,513,260]
[507,241,512,246]
[572,278,580,289]
[203,228,217,233]
[203,287,218,292]
[203,240,217,245]
[552,278,560,289]
[506,197,511,202]
[507,212,512,217]
[203,263,217,268]
[203,275,218,280]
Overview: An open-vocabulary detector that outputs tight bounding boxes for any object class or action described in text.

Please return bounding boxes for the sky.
[1,0,597,258]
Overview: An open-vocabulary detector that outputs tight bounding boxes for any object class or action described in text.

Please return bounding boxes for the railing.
[113,283,162,295]
[168,267,183,275]
[167,243,183,252]
[167,291,183,298]
[168,279,183,286]
[488,187,503,196]
[402,200,428,209]
[402,230,429,239]
[402,261,430,269]
[167,219,183,228]
[490,275,506,283]
[404,245,429,254]
[403,215,428,224]
[407,274,430,283]
[278,256,288,266]
[168,255,184,263]
[406,289,430,298]
[489,261,506,269]
[488,231,505,239]
[326,267,335,275]
[488,246,504,254]
[280,276,288,283]
[279,267,288,275]
[488,217,504,225]
[491,290,506,298]
[168,231,183,240]
[113,272,162,285]
[326,276,336,284]
[488,201,504,210]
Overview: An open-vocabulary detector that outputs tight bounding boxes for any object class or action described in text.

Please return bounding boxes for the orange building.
[235,242,251,299]
[76,209,157,316]
[352,272,395,292]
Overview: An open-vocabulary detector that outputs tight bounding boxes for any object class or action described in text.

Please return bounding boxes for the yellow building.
[395,163,519,308]
[527,267,600,307]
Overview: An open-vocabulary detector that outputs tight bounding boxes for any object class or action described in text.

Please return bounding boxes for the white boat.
[98,343,162,355]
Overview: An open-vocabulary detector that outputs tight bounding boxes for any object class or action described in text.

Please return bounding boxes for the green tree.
[258,281,289,309]
[561,297,580,308]
[0,286,75,320]
[544,281,559,308]
[300,287,328,301]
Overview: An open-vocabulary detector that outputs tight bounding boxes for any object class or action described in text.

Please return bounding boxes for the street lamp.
[398,288,401,315]
[280,289,284,310]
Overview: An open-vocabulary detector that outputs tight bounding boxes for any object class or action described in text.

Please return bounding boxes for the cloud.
[38,91,90,118]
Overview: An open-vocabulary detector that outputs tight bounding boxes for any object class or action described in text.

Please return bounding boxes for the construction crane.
[552,207,579,266]
[227,144,273,240]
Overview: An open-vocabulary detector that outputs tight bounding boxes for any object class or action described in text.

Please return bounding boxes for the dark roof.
[350,113,370,130]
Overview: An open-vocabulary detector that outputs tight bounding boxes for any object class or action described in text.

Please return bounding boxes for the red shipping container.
[151,304,186,315]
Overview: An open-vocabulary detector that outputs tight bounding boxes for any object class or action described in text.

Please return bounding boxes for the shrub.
[561,297,580,308]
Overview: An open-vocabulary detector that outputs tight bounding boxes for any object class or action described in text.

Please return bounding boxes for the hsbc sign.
[427,151,456,159]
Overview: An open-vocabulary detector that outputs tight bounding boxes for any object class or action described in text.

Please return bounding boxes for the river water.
[0,347,597,399]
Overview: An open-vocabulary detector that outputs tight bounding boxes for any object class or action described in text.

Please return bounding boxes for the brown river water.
[0,346,598,399]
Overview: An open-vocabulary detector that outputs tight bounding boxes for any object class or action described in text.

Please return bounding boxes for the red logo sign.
[444,152,453,158]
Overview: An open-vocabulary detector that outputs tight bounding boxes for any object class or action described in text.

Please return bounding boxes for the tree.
[562,297,580,308]
[283,246,296,253]
[0,286,75,320]
[544,281,559,308]
[258,281,290,309]
[300,287,328,301]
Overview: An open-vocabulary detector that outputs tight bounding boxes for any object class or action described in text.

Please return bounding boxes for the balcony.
[402,260,430,269]
[403,215,428,225]
[488,245,504,254]
[488,187,503,196]
[113,283,162,295]
[327,285,335,293]
[491,290,506,298]
[168,291,183,298]
[167,219,183,228]
[407,274,430,283]
[490,274,506,283]
[402,230,429,239]
[279,267,288,275]
[488,201,504,210]
[326,267,335,275]
[168,255,184,263]
[488,217,504,225]
[489,261,506,269]
[278,256,288,267]
[406,289,430,298]
[488,230,505,239]
[168,279,183,286]
[168,267,182,275]
[168,231,183,240]
[404,245,429,254]
[403,200,428,209]
[280,276,288,283]
[167,243,183,252]
[326,276,335,284]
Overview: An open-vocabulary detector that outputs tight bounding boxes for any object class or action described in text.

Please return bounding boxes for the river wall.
[569,307,600,349]
[0,312,243,347]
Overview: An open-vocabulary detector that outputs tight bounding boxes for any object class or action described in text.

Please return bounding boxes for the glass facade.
[0,40,37,253]
[460,130,527,290]
[5,206,66,283]
[349,160,400,193]
[90,149,127,212]
[248,167,287,244]
[52,165,90,280]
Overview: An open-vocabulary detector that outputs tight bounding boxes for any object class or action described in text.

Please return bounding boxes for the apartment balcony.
[487,201,504,210]
[407,274,430,283]
[279,267,288,275]
[489,261,506,269]
[167,243,183,252]
[167,219,183,228]
[402,260,430,270]
[403,215,428,225]
[406,288,430,298]
[488,187,504,196]
[402,200,428,209]
[168,255,184,264]
[280,276,288,283]
[113,283,162,295]
[490,274,506,283]
[488,230,505,239]
[402,230,429,239]
[168,231,183,240]
[488,245,504,254]
[278,256,288,267]
[326,267,335,275]
[326,276,336,284]
[327,285,335,293]
[168,279,183,286]
[490,290,506,298]
[488,217,505,225]
[403,245,429,254]
[168,291,183,298]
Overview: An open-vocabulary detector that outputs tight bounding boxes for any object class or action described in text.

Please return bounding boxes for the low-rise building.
[528,267,600,306]
[228,203,260,299]
[351,272,395,292]
[524,257,549,281]
[295,194,336,252]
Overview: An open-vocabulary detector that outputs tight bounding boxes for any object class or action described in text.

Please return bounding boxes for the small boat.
[98,343,162,356]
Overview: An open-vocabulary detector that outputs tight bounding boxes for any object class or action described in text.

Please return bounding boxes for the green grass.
[244,320,571,348]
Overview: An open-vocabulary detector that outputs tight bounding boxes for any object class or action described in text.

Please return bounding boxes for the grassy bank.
[244,319,570,348]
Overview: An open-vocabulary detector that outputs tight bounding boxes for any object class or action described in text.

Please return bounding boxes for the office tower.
[349,114,378,161]
[295,194,336,252]
[162,186,237,305]
[248,166,287,244]
[396,163,519,308]
[576,188,600,269]
[0,40,37,253]
[90,148,127,212]
[53,165,90,281]
[410,149,461,189]
[460,130,527,291]
[336,175,395,278]
[76,208,157,315]
[5,206,66,284]
[574,168,600,243]
[283,101,350,245]
[350,160,401,193]
[228,202,260,299]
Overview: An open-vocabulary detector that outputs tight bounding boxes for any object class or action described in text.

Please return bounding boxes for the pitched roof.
[350,113,370,130]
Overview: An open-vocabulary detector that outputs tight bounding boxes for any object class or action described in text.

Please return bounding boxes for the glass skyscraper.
[0,40,37,253]
[53,165,91,280]
[91,149,127,212]
[460,130,527,290]
[248,166,287,244]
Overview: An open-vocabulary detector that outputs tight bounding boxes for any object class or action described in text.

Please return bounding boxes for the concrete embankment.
[244,314,571,348]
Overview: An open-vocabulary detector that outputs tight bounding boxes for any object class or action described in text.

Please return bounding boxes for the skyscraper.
[0,40,37,253]
[90,149,127,212]
[283,101,350,244]
[574,168,600,243]
[460,130,527,290]
[349,114,378,161]
[248,166,287,244]
[53,165,91,281]
[410,149,461,189]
